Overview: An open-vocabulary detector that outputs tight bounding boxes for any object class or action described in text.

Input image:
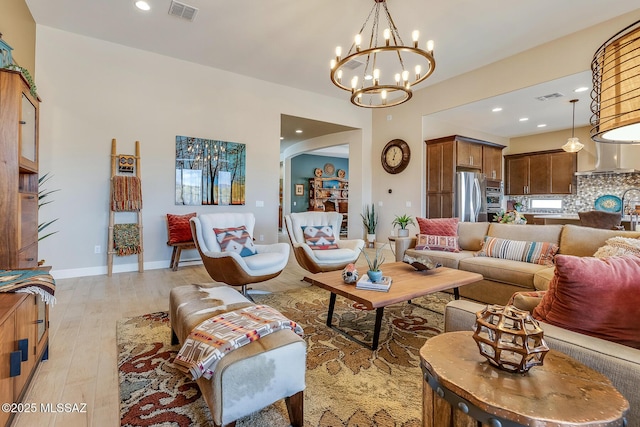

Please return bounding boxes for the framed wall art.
[175,135,246,206]
[295,184,304,196]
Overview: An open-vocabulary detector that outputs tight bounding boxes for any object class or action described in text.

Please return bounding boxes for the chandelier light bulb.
[412,30,419,48]
[427,39,435,53]
[381,89,388,105]
[415,65,422,79]
[330,59,336,69]
[373,69,380,80]
[383,28,391,46]
[402,70,409,82]
[351,76,358,91]
[355,34,362,51]
[395,73,401,85]
[337,69,343,83]
[335,46,342,60]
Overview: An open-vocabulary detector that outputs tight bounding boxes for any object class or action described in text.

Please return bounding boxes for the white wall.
[35,26,371,279]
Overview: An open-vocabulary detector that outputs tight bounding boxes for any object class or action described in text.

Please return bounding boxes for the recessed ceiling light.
[295,129,303,134]
[519,117,529,122]
[574,87,589,93]
[492,107,503,112]
[537,124,547,128]
[135,0,151,11]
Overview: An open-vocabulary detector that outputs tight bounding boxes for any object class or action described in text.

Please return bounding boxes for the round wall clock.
[324,163,335,176]
[314,168,323,177]
[381,139,411,174]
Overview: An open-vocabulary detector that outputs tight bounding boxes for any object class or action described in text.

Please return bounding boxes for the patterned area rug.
[117,286,453,427]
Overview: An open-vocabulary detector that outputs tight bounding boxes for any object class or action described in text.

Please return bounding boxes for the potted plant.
[361,204,378,245]
[361,243,386,282]
[392,214,415,237]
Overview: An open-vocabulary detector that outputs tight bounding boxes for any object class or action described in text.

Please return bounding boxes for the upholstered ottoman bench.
[169,283,306,427]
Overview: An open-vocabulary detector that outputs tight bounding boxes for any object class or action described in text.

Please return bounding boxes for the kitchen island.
[526,213,638,230]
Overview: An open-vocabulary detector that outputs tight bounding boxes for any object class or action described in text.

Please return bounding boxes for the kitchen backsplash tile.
[508,172,640,214]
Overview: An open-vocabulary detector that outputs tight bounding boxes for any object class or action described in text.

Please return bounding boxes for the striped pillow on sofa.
[477,236,558,266]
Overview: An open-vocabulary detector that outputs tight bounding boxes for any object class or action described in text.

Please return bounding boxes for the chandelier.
[562,99,584,153]
[590,19,640,143]
[330,0,435,108]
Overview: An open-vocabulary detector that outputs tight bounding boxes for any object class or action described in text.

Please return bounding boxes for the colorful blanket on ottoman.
[0,270,56,305]
[174,304,303,380]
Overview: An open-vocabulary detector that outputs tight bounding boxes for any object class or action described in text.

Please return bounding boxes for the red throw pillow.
[416,217,459,236]
[533,255,640,349]
[167,212,197,244]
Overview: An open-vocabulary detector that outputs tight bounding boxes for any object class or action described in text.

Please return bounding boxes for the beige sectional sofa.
[396,223,640,305]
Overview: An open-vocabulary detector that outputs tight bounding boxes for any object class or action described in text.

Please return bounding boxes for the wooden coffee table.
[303,262,482,350]
[420,331,629,427]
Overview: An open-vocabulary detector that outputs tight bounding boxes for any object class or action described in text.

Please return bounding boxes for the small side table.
[420,331,629,427]
[388,235,417,262]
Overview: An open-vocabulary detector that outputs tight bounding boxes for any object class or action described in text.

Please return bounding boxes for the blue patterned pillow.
[302,225,339,250]
[213,226,257,257]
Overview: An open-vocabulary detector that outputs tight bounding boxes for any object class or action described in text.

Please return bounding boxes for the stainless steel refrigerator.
[455,171,487,222]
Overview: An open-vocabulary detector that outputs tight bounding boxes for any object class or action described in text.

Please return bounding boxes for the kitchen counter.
[526,213,638,229]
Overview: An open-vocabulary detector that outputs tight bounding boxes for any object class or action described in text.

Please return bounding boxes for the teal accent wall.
[290,154,348,213]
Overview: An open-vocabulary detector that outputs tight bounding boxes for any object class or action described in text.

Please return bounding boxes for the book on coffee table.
[356,274,392,292]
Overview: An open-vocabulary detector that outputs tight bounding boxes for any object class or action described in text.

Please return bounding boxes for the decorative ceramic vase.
[367,270,383,283]
[341,263,359,284]
[397,229,409,237]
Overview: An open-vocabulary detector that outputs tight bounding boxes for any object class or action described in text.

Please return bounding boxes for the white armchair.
[284,211,365,273]
[190,213,290,296]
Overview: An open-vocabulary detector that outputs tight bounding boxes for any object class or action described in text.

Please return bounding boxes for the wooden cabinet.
[482,145,504,180]
[0,69,40,270]
[456,140,483,169]
[425,135,505,218]
[0,293,49,427]
[505,150,576,195]
[308,177,348,235]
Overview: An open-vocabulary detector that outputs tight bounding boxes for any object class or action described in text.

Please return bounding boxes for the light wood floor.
[13,235,387,427]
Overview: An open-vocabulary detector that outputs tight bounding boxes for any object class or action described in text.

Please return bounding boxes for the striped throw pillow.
[213,226,257,257]
[477,236,558,266]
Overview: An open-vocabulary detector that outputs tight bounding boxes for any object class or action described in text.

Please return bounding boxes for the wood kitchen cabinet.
[482,145,504,180]
[505,150,576,195]
[425,135,505,218]
[456,139,483,169]
[0,69,40,270]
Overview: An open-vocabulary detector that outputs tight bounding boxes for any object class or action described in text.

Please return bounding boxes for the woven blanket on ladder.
[173,304,304,380]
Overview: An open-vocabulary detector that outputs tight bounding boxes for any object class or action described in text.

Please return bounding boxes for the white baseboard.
[49,258,203,280]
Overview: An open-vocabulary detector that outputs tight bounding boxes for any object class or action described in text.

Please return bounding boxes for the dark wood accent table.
[304,262,482,350]
[420,331,629,427]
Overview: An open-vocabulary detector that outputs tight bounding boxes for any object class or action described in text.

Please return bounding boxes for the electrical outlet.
[259,235,264,241]
[94,245,101,254]
[406,201,412,207]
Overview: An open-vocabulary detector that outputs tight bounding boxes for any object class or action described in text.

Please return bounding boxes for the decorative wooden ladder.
[107,139,143,276]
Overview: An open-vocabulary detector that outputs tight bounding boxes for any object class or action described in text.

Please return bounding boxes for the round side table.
[420,331,629,427]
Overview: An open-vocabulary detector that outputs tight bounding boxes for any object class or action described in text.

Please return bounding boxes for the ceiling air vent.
[535,92,564,101]
[168,0,198,22]
[343,58,364,70]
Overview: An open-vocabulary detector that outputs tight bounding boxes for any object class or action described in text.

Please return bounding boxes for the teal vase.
[368,270,383,283]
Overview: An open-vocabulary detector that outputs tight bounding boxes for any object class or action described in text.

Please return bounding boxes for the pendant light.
[562,99,584,153]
